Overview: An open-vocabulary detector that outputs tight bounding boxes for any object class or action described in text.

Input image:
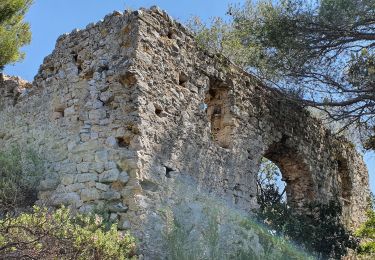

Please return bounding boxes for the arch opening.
[261,137,316,209]
[257,158,287,208]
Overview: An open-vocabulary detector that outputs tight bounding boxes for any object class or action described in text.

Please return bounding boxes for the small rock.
[118,171,129,184]
[95,182,109,191]
[64,106,75,116]
[76,173,98,183]
[89,162,105,173]
[52,192,81,206]
[119,220,131,230]
[106,136,118,148]
[65,183,85,192]
[81,189,100,202]
[104,161,117,170]
[61,174,75,185]
[77,162,90,173]
[39,179,59,191]
[109,213,118,221]
[95,150,108,162]
[99,168,119,183]
[79,204,95,213]
[101,191,121,200]
[108,203,128,213]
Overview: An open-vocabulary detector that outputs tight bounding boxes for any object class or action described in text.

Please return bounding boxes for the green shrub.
[0,206,137,259]
[355,194,375,258]
[256,159,357,259]
[256,198,358,259]
[0,146,43,214]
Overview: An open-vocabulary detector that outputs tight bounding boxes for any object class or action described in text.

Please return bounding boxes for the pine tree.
[0,0,33,70]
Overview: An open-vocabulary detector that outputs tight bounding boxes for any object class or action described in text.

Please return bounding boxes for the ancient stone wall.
[131,7,369,225]
[0,7,370,258]
[0,10,142,219]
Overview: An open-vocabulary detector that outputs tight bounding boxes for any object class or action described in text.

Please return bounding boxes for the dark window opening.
[167,30,174,39]
[165,166,174,178]
[54,106,65,118]
[178,72,188,86]
[116,137,130,148]
[155,108,163,117]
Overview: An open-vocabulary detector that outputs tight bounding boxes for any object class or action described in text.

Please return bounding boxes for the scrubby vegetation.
[256,158,358,259]
[0,148,137,260]
[355,194,375,258]
[0,206,136,259]
[164,209,314,260]
[162,179,314,260]
[257,198,358,259]
[0,147,43,215]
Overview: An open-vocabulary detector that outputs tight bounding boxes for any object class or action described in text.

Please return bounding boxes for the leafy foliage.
[255,158,357,259]
[356,210,375,256]
[188,0,375,147]
[355,194,375,257]
[257,197,358,259]
[0,206,137,259]
[0,146,43,215]
[0,0,32,69]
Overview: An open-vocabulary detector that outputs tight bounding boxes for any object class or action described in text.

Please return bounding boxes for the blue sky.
[4,0,375,193]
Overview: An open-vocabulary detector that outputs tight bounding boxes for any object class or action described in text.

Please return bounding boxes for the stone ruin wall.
[130,8,369,227]
[0,7,370,257]
[0,10,141,222]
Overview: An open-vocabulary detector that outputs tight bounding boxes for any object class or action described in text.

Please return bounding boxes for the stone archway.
[263,136,316,208]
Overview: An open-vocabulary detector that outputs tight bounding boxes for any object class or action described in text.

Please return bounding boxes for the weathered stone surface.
[65,183,85,192]
[77,162,90,173]
[76,173,98,183]
[101,191,121,200]
[39,178,59,191]
[61,174,75,185]
[0,8,370,259]
[80,188,100,202]
[51,192,81,206]
[95,182,109,191]
[118,171,129,184]
[108,202,128,213]
[99,169,119,183]
[95,150,108,163]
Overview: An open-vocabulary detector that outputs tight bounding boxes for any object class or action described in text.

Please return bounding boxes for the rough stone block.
[89,162,105,173]
[77,162,90,173]
[52,192,81,206]
[80,188,100,202]
[95,182,109,191]
[108,202,128,213]
[101,191,121,200]
[95,150,108,162]
[99,168,119,183]
[65,183,85,192]
[76,173,98,183]
[61,174,75,185]
[118,171,129,184]
[39,178,59,191]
